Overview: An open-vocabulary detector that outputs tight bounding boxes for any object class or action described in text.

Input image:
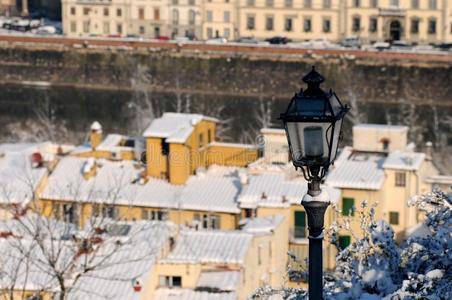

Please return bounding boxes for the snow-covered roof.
[0,151,47,205]
[353,124,408,132]
[238,172,340,208]
[180,175,241,214]
[424,175,452,185]
[142,113,218,143]
[382,151,425,171]
[68,221,172,300]
[153,289,236,300]
[196,271,241,292]
[241,215,285,234]
[326,147,386,190]
[209,141,258,149]
[162,230,252,265]
[260,128,285,135]
[96,134,134,152]
[41,157,241,213]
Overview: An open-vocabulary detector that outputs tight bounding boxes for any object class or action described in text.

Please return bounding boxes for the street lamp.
[280,66,349,300]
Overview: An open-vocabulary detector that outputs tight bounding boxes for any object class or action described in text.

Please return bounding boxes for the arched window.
[188,10,196,25]
[172,9,179,25]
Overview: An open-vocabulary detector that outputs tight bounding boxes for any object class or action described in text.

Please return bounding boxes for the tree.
[251,190,451,299]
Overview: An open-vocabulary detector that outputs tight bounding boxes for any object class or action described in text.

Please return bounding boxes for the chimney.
[90,121,103,150]
[31,152,43,168]
[425,141,433,161]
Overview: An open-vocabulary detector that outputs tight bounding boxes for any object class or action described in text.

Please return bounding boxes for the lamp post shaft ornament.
[280,66,349,300]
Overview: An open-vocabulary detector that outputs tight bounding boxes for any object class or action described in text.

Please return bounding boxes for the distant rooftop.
[96,133,136,152]
[196,271,241,292]
[162,230,252,265]
[241,215,285,234]
[326,147,386,190]
[383,151,425,171]
[142,113,218,143]
[41,157,244,213]
[354,124,408,132]
[153,289,236,300]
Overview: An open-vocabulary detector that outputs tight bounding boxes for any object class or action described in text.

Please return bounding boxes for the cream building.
[61,0,452,43]
[61,0,169,38]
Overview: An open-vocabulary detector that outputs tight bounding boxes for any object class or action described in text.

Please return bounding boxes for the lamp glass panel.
[295,98,326,117]
[286,121,331,165]
[330,118,343,163]
[329,93,343,117]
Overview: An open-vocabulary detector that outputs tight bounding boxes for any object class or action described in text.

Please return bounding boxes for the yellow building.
[149,218,288,300]
[202,0,237,39]
[72,121,139,161]
[143,113,258,185]
[326,124,438,246]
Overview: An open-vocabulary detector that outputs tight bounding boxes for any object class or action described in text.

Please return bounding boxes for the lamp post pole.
[302,180,329,300]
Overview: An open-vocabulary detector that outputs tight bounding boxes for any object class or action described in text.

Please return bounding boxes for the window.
[70,7,76,15]
[189,10,196,25]
[172,9,179,25]
[70,21,77,33]
[83,7,89,15]
[304,0,312,8]
[294,211,306,238]
[138,7,145,20]
[173,0,178,4]
[266,0,273,7]
[159,276,182,288]
[139,26,145,34]
[284,18,293,32]
[304,17,312,32]
[117,9,122,17]
[224,28,230,38]
[323,0,331,8]
[103,8,109,16]
[354,0,360,7]
[199,133,204,147]
[369,17,377,32]
[224,11,230,23]
[207,27,213,38]
[189,0,195,4]
[370,0,378,7]
[266,16,274,31]
[154,8,160,21]
[103,22,110,34]
[352,16,361,32]
[390,0,399,6]
[323,18,331,33]
[211,214,220,229]
[342,198,354,216]
[429,0,437,9]
[285,0,293,7]
[247,0,255,6]
[116,23,122,34]
[102,206,117,219]
[428,19,436,34]
[395,172,406,187]
[339,235,351,250]
[207,10,213,22]
[258,245,262,265]
[207,129,212,143]
[411,0,419,8]
[83,21,89,33]
[247,15,255,30]
[389,212,399,225]
[411,19,419,34]
[142,209,168,221]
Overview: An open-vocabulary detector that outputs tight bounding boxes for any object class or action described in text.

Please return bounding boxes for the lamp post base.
[301,196,329,300]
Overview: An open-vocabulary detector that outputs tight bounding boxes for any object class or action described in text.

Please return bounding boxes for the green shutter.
[342,198,355,216]
[294,211,306,227]
[389,212,399,225]
[339,235,351,250]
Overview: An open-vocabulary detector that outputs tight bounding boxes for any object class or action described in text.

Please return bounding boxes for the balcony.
[379,7,406,17]
[290,226,308,243]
